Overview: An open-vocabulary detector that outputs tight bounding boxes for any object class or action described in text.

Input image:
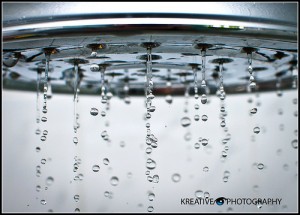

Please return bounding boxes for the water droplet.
[165,95,173,104]
[46,176,54,186]
[104,191,110,197]
[41,159,46,164]
[250,108,257,114]
[42,108,47,114]
[110,176,119,186]
[201,94,207,104]
[202,115,208,121]
[146,112,151,119]
[153,175,159,183]
[36,185,41,192]
[90,64,99,71]
[291,139,298,149]
[35,129,41,135]
[194,104,199,110]
[181,117,191,127]
[203,166,209,172]
[257,163,264,170]
[147,206,154,212]
[145,170,150,175]
[90,107,98,116]
[184,132,192,141]
[283,164,289,171]
[101,130,108,138]
[101,111,106,117]
[92,165,100,172]
[194,94,199,100]
[222,151,227,157]
[172,173,181,183]
[146,147,152,154]
[146,158,156,170]
[294,111,298,117]
[74,195,80,202]
[223,176,228,183]
[148,106,156,112]
[253,127,260,134]
[204,192,210,198]
[100,158,109,166]
[194,142,200,149]
[40,200,46,205]
[148,192,155,201]
[195,190,203,198]
[224,146,229,151]
[36,147,41,152]
[249,82,256,88]
[220,121,226,127]
[194,115,200,121]
[75,208,80,212]
[293,98,297,104]
[120,141,125,147]
[202,139,208,146]
[41,117,47,122]
[73,137,78,144]
[90,51,97,57]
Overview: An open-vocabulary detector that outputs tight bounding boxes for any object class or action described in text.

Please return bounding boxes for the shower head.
[2,2,298,97]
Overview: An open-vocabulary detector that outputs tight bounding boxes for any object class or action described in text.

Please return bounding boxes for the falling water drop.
[153,175,159,183]
[201,94,207,104]
[146,158,156,170]
[165,95,173,104]
[203,166,209,172]
[147,206,154,212]
[253,127,260,134]
[171,173,181,183]
[250,108,257,114]
[90,108,98,116]
[35,129,41,135]
[181,117,191,127]
[291,139,298,149]
[36,185,41,192]
[194,142,200,149]
[74,195,80,202]
[194,115,200,121]
[204,192,210,198]
[202,139,208,146]
[220,120,226,127]
[257,163,264,170]
[110,176,119,186]
[73,137,78,144]
[41,159,46,164]
[36,147,41,152]
[40,200,46,205]
[75,208,80,212]
[146,147,152,154]
[41,117,47,122]
[92,165,100,172]
[195,190,203,198]
[103,158,110,165]
[148,192,155,201]
[202,115,208,121]
[101,111,106,117]
[46,176,54,186]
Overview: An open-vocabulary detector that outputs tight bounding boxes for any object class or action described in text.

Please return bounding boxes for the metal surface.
[2,2,298,96]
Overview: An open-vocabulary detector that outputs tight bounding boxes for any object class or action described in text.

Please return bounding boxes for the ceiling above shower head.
[2,2,298,97]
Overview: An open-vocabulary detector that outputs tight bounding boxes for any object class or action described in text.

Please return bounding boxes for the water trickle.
[42,52,51,114]
[110,176,119,186]
[172,173,181,182]
[92,165,100,172]
[247,52,256,89]
[181,117,191,127]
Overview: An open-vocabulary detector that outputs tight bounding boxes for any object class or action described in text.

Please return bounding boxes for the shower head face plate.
[2,5,298,96]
